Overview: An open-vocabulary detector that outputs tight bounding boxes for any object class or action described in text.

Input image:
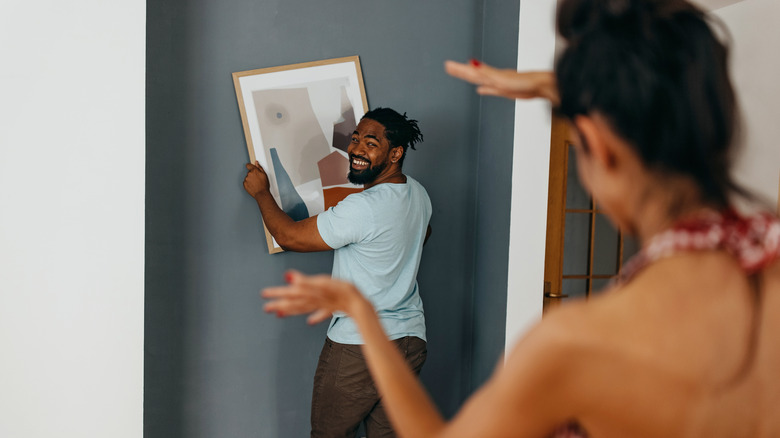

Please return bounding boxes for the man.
[243,107,432,438]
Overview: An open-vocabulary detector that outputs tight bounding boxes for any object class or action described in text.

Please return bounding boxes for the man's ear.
[390,146,404,164]
[573,115,616,169]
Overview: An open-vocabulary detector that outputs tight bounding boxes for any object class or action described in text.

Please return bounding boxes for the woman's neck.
[630,175,715,245]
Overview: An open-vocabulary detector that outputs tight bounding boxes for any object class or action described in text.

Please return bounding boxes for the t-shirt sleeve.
[316,193,373,249]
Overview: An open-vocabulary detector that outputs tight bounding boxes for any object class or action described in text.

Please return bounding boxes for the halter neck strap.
[616,208,780,285]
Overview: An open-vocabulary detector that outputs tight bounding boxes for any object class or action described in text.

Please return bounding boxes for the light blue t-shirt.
[316,176,431,344]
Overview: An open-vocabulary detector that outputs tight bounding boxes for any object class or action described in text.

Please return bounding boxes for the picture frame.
[233,56,368,253]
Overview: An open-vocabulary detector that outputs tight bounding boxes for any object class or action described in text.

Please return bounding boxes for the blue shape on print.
[270,147,309,221]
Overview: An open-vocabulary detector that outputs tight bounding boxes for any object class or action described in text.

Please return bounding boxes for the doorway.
[542,116,639,313]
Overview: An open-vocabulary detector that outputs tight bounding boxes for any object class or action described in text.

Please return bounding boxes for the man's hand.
[244,161,270,198]
[243,161,331,252]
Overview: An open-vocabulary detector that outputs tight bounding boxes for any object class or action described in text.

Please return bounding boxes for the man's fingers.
[246,161,266,172]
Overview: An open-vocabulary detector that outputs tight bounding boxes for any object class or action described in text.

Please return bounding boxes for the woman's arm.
[262,272,575,438]
[262,272,446,434]
[444,60,560,106]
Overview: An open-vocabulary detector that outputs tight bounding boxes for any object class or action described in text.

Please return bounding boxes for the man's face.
[346,118,398,185]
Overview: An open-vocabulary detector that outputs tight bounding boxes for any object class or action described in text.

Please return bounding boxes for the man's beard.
[347,157,387,185]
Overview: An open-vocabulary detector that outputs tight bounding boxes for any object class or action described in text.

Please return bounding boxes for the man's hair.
[361,107,423,166]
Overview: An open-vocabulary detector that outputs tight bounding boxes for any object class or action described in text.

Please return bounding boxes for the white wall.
[714,0,780,207]
[505,0,558,350]
[0,2,145,437]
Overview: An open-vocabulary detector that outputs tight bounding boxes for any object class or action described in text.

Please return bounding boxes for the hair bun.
[558,0,700,43]
[557,0,638,41]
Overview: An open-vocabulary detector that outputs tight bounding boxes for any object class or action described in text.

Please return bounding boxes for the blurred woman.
[263,1,780,436]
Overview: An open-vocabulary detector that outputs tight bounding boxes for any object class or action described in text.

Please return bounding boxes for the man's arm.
[243,162,332,252]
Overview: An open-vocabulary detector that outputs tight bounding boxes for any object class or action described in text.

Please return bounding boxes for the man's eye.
[351,137,358,143]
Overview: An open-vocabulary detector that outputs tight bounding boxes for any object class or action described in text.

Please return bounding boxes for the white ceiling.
[690,0,746,11]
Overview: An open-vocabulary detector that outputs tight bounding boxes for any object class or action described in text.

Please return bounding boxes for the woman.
[263,0,780,436]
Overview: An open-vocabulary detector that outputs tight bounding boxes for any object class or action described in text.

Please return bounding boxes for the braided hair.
[361,107,423,166]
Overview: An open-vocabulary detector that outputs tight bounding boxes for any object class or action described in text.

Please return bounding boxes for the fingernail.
[284,272,293,283]
[276,311,284,318]
[469,58,482,67]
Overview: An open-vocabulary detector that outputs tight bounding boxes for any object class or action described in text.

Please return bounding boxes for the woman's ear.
[573,115,616,169]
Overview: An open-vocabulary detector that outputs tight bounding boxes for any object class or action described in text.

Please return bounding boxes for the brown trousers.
[310,336,427,438]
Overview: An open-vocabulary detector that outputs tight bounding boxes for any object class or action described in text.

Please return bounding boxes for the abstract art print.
[233,56,367,253]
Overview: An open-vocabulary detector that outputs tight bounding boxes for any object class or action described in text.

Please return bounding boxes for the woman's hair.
[555,0,744,208]
[362,107,423,166]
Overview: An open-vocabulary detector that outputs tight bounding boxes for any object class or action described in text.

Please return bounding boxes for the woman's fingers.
[444,60,474,81]
[262,274,340,319]
[307,309,333,325]
[262,273,360,323]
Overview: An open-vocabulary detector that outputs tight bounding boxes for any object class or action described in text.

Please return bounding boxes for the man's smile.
[350,155,371,171]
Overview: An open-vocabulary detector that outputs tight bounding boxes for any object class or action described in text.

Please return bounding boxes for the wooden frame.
[233,56,368,253]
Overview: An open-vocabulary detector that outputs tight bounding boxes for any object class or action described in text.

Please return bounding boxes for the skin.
[261,63,780,437]
[243,117,430,251]
[444,60,559,105]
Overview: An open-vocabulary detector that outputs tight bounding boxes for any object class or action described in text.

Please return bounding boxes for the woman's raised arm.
[444,60,559,106]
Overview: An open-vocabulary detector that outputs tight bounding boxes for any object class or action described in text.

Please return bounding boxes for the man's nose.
[350,142,365,155]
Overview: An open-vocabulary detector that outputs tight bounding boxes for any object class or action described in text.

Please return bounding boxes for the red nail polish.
[284,272,293,283]
[276,311,284,318]
[470,58,482,67]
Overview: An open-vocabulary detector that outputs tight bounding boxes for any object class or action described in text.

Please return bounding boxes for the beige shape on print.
[253,87,331,187]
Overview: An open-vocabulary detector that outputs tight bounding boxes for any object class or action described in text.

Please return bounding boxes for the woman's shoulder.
[502,300,626,380]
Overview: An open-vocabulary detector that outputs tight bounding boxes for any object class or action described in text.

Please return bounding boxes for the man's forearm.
[251,190,330,252]
[253,190,296,242]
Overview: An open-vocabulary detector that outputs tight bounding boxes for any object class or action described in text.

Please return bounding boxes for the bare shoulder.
[499,301,620,405]
[445,303,603,436]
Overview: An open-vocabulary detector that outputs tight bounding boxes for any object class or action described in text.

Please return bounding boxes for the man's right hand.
[244,161,270,198]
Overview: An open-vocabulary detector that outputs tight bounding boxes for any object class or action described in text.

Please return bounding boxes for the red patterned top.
[549,208,780,438]
[618,207,780,283]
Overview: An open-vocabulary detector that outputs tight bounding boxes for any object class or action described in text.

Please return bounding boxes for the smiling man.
[244,107,432,438]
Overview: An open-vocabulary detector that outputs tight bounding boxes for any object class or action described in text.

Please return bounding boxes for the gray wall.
[145,1,518,436]
[470,0,520,389]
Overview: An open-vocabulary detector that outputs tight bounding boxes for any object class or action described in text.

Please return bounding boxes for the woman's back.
[545,252,780,437]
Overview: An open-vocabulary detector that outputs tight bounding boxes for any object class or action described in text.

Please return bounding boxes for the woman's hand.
[444,60,559,106]
[261,271,368,325]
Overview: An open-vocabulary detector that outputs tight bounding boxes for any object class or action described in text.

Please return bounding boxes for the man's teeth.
[353,159,369,166]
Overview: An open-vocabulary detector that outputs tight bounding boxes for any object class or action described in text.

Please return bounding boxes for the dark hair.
[555,0,765,386]
[555,0,744,208]
[362,107,423,166]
